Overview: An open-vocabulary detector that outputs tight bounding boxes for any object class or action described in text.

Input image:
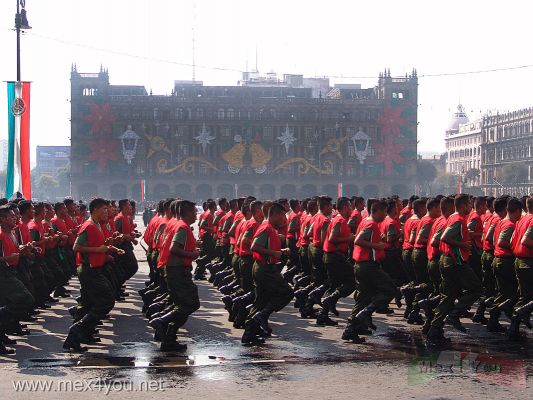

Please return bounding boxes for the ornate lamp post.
[119,125,141,164]
[351,129,371,164]
[15,0,31,81]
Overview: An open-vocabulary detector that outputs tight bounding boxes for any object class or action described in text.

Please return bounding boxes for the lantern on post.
[351,128,371,164]
[119,125,141,164]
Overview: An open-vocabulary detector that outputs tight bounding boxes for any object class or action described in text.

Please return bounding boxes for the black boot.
[232,293,253,329]
[426,326,451,345]
[149,310,180,342]
[307,284,327,307]
[507,317,523,340]
[471,301,488,325]
[486,308,506,333]
[341,319,365,344]
[407,308,425,325]
[293,288,309,309]
[316,310,338,326]
[146,301,167,320]
[444,308,468,332]
[252,304,276,336]
[222,295,234,312]
[63,314,97,352]
[241,319,265,345]
[160,323,187,352]
[515,300,533,330]
[355,304,377,331]
[400,285,416,318]
[321,292,341,317]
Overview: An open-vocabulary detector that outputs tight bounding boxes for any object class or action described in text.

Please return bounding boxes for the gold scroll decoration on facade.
[272,158,333,175]
[222,143,272,170]
[157,157,221,174]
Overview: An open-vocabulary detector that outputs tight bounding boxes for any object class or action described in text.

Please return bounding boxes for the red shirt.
[252,221,281,265]
[482,213,497,252]
[114,213,134,235]
[439,213,470,264]
[402,216,421,250]
[348,209,363,233]
[323,214,351,254]
[414,215,435,249]
[143,214,161,247]
[17,221,31,245]
[198,211,214,238]
[0,229,20,266]
[467,211,484,250]
[380,216,401,250]
[353,217,384,262]
[157,218,179,268]
[511,214,533,258]
[218,211,234,244]
[238,218,260,256]
[28,219,46,256]
[65,214,78,245]
[399,206,413,223]
[427,215,447,261]
[297,213,312,247]
[286,212,301,240]
[230,212,245,246]
[311,213,330,248]
[493,219,516,258]
[76,220,106,268]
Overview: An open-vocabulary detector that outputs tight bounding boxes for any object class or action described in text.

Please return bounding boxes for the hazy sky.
[1,0,532,164]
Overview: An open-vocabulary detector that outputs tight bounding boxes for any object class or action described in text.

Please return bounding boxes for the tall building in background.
[445,105,482,187]
[36,146,70,177]
[70,66,418,201]
[0,139,8,172]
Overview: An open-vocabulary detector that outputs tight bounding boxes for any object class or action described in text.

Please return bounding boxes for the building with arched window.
[70,66,418,201]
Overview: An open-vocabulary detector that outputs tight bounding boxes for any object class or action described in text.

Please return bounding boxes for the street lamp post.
[14,0,31,81]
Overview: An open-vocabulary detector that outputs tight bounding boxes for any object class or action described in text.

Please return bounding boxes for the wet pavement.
[0,219,531,399]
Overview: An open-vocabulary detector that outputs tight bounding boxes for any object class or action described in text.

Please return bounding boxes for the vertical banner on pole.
[337,182,343,198]
[6,81,31,199]
[234,183,238,199]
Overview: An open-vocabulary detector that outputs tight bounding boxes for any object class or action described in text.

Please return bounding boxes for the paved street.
[0,220,531,400]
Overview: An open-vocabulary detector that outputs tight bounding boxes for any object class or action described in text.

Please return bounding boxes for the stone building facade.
[70,67,418,201]
[481,107,533,196]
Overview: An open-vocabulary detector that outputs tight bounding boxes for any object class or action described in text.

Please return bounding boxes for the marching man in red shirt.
[342,200,396,344]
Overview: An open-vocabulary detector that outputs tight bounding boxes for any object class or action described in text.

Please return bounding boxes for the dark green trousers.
[427,257,442,295]
[349,261,396,319]
[469,249,483,281]
[323,252,356,298]
[514,257,533,309]
[238,254,254,295]
[165,265,200,327]
[402,248,415,282]
[480,251,496,299]
[411,248,431,305]
[382,248,407,287]
[248,262,294,320]
[309,245,327,286]
[492,256,518,308]
[431,255,482,329]
[298,246,311,276]
[77,264,115,320]
[0,267,34,317]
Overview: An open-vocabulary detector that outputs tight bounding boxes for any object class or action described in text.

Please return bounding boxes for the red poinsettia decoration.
[84,103,117,134]
[377,107,407,136]
[87,137,119,170]
[372,136,405,174]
